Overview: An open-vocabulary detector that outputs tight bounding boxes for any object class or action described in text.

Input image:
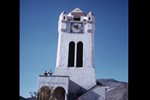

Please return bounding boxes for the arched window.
[89,17,91,20]
[68,41,75,67]
[63,16,65,20]
[76,42,83,67]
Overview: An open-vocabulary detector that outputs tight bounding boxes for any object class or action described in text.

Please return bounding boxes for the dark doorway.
[54,87,65,100]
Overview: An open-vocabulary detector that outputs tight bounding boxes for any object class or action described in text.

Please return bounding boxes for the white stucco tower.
[56,8,96,93]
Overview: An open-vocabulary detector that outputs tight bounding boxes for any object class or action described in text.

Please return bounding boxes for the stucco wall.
[37,75,69,94]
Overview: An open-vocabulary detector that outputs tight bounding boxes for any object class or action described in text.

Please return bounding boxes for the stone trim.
[39,75,69,77]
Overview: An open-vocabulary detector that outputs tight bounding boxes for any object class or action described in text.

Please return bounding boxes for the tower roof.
[88,11,94,15]
[61,11,66,14]
[71,8,84,13]
[60,11,66,16]
[68,8,86,17]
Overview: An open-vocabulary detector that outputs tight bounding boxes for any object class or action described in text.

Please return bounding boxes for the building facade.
[37,8,105,100]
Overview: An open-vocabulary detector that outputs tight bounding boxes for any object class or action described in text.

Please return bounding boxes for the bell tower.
[56,8,96,93]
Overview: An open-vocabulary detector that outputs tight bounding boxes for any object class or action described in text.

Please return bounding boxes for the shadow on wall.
[77,90,100,100]
[69,80,87,100]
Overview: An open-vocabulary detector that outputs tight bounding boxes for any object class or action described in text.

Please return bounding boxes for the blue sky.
[20,0,128,98]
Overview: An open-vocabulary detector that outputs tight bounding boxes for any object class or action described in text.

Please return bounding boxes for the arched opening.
[68,41,75,67]
[54,87,65,100]
[76,42,83,67]
[89,17,91,20]
[37,86,51,100]
[74,17,80,21]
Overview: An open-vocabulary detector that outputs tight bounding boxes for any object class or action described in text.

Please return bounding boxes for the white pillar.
[65,93,68,100]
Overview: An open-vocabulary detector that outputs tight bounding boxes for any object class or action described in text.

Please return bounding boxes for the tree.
[37,86,56,100]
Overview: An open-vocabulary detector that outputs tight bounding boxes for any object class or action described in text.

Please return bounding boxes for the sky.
[20,0,128,98]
